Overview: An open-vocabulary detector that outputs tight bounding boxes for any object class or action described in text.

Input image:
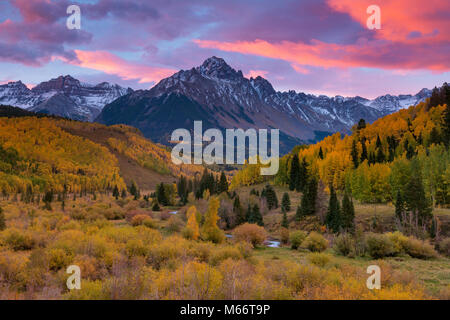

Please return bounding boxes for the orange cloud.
[59,50,176,84]
[327,0,449,43]
[245,69,269,78]
[195,0,449,73]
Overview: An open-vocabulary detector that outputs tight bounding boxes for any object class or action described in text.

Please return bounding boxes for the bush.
[48,248,73,271]
[3,229,36,251]
[166,216,184,233]
[209,246,242,266]
[232,223,267,248]
[402,237,437,259]
[307,252,332,267]
[436,238,450,257]
[130,214,150,226]
[366,233,395,258]
[280,228,289,245]
[290,230,307,249]
[386,231,409,255]
[142,217,157,229]
[302,232,328,252]
[125,239,148,258]
[333,233,355,256]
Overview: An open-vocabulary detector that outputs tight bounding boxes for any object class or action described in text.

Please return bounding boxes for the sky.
[0,0,448,98]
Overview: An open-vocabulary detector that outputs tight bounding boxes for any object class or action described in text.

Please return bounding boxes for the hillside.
[0,107,202,194]
[232,83,450,208]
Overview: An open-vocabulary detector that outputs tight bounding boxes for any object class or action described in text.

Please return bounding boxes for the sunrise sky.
[0,0,448,98]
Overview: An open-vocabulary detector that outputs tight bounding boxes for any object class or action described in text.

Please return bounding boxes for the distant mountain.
[0,76,132,121]
[96,56,432,154]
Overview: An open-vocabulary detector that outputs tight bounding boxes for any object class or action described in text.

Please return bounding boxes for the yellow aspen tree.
[185,205,200,240]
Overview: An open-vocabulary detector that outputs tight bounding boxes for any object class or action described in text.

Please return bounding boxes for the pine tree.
[0,207,5,231]
[157,183,168,206]
[351,140,359,168]
[357,119,366,130]
[262,184,278,210]
[233,196,246,225]
[129,181,138,199]
[289,154,300,191]
[112,185,119,200]
[325,185,341,233]
[152,200,160,211]
[43,190,53,211]
[318,147,324,159]
[281,211,288,228]
[298,177,318,218]
[404,162,433,226]
[281,192,291,213]
[360,140,368,162]
[376,148,385,163]
[218,172,228,193]
[341,193,355,232]
[177,175,188,204]
[245,204,252,222]
[295,205,302,221]
[251,204,264,226]
[121,189,127,199]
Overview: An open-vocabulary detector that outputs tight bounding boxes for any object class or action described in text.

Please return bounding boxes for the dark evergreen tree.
[318,147,324,159]
[351,140,359,168]
[248,204,263,226]
[357,118,366,130]
[403,162,433,226]
[376,148,385,163]
[360,140,368,162]
[156,183,168,206]
[295,205,302,221]
[112,185,119,200]
[341,193,355,232]
[429,127,441,145]
[281,211,289,228]
[152,201,160,211]
[233,196,246,225]
[289,154,300,191]
[262,185,278,209]
[177,175,188,204]
[218,171,228,194]
[121,189,127,199]
[281,192,291,213]
[325,185,341,232]
[297,177,318,218]
[129,181,138,199]
[43,190,53,211]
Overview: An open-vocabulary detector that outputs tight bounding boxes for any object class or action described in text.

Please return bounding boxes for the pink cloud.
[194,37,449,72]
[245,69,269,78]
[59,50,176,84]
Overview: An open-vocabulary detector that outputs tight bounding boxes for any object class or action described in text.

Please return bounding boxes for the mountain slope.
[96,57,432,154]
[0,107,202,193]
[0,76,132,121]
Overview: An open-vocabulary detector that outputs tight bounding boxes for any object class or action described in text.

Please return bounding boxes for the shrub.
[3,229,36,251]
[48,248,73,271]
[130,214,150,226]
[290,230,307,249]
[232,223,267,248]
[160,211,170,221]
[436,238,450,257]
[366,233,395,258]
[333,233,355,256]
[209,246,242,266]
[307,252,332,267]
[125,239,148,258]
[142,217,157,229]
[280,228,289,245]
[302,232,328,252]
[166,216,184,233]
[402,237,437,259]
[386,231,409,255]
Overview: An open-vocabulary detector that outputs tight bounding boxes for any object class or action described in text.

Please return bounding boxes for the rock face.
[96,57,432,154]
[0,76,132,121]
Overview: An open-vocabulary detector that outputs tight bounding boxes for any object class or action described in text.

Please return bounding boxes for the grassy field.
[253,245,450,296]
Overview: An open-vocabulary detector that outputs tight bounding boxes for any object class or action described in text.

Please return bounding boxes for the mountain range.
[95,57,432,153]
[0,76,132,121]
[1,56,432,153]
